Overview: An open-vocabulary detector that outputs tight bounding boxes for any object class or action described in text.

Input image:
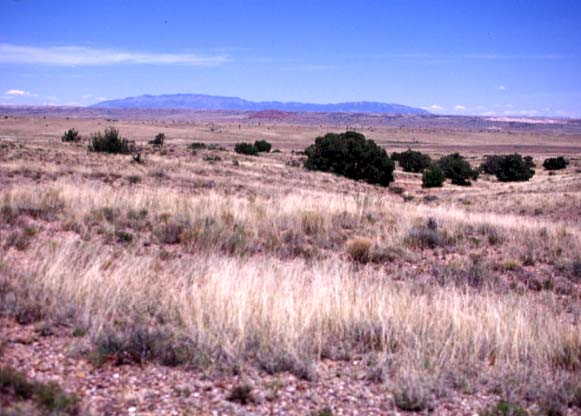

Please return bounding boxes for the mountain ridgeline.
[91,94,429,115]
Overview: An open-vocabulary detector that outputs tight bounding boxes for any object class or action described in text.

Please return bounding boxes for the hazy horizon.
[1,0,580,117]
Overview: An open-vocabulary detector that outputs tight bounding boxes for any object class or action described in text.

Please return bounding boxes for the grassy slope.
[0,115,580,414]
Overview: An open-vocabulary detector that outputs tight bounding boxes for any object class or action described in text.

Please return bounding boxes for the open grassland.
[1,114,580,415]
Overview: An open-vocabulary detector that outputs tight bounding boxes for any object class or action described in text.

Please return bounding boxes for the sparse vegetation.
[1,114,581,415]
[304,131,395,186]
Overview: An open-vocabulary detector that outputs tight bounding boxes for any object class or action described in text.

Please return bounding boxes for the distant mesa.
[91,93,429,115]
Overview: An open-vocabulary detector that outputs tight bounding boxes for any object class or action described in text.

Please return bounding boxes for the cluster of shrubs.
[479,154,535,182]
[302,132,575,188]
[67,127,572,189]
[303,133,486,188]
[391,150,479,188]
[234,139,272,156]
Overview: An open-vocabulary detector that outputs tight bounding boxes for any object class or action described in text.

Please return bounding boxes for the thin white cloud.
[0,43,230,66]
[5,89,30,96]
[498,85,507,91]
[454,105,466,111]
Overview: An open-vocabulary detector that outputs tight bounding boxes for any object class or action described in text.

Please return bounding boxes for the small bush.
[422,165,445,188]
[190,142,207,150]
[0,366,79,414]
[480,154,535,182]
[479,400,529,416]
[156,222,186,245]
[346,237,372,263]
[88,127,133,154]
[115,230,133,243]
[254,139,272,152]
[203,154,222,162]
[392,374,435,412]
[150,133,165,147]
[235,142,259,156]
[396,149,432,172]
[543,157,569,171]
[437,153,479,186]
[404,218,445,249]
[61,128,81,143]
[304,131,395,186]
[258,351,318,381]
[226,384,256,405]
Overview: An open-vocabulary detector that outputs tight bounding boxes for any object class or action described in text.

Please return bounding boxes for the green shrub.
[480,155,503,175]
[88,127,133,154]
[422,165,445,188]
[397,149,432,172]
[480,154,535,182]
[189,142,207,150]
[150,132,165,147]
[254,139,272,152]
[235,142,259,156]
[304,131,395,187]
[543,156,569,170]
[437,153,479,186]
[61,128,81,143]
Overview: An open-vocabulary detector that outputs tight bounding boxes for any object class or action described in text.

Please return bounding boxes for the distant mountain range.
[91,94,429,115]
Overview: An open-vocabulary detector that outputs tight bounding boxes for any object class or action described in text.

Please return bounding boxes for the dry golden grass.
[1,115,580,411]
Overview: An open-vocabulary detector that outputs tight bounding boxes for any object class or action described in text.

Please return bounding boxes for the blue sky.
[1,0,580,117]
